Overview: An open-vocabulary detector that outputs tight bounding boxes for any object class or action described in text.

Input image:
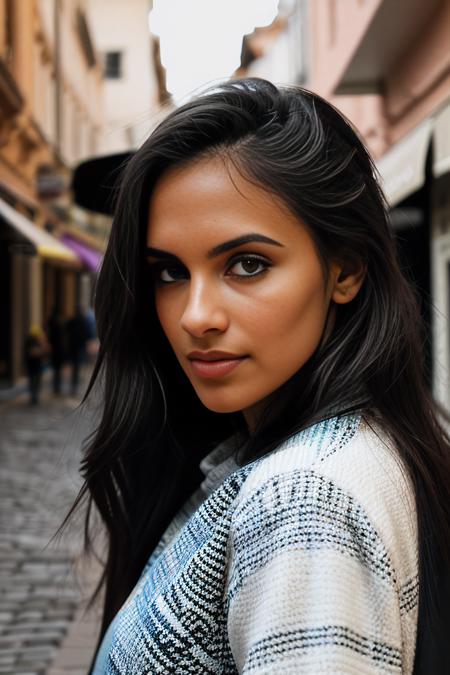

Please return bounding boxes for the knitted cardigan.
[92,414,419,674]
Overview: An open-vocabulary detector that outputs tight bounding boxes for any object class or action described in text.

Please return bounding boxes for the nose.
[180,277,229,337]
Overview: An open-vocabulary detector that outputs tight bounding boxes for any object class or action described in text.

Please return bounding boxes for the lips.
[187,350,246,362]
[187,353,248,379]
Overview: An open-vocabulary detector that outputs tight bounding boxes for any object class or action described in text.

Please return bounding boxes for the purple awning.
[59,235,103,273]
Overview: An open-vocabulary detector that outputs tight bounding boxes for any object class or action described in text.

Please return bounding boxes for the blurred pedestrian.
[65,305,90,396]
[46,305,66,395]
[23,324,48,405]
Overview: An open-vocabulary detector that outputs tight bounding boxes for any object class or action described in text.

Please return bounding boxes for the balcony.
[335,0,441,95]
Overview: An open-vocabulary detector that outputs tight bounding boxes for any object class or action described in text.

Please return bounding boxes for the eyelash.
[149,254,272,285]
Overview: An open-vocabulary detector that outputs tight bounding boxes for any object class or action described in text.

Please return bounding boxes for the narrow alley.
[0,381,101,674]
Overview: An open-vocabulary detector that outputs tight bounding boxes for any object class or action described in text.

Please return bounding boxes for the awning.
[59,234,103,273]
[433,100,450,178]
[0,197,81,266]
[376,118,433,207]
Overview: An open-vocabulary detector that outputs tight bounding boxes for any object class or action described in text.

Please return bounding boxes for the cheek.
[253,279,329,365]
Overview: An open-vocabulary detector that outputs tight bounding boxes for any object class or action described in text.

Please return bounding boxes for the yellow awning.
[0,197,81,266]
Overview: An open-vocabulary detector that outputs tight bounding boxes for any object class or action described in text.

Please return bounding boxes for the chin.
[194,389,254,415]
[199,399,244,414]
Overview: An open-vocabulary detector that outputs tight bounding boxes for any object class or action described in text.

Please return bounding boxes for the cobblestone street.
[0,379,102,674]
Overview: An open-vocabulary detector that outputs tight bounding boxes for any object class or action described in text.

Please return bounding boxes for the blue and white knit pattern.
[92,415,418,674]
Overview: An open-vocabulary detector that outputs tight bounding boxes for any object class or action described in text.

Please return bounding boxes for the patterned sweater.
[92,414,419,674]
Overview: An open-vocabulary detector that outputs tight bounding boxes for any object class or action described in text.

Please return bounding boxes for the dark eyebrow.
[146,233,285,260]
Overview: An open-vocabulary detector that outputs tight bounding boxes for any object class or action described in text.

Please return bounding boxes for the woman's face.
[146,156,351,431]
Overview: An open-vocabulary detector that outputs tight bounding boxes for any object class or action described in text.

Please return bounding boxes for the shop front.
[0,197,81,386]
[377,99,450,409]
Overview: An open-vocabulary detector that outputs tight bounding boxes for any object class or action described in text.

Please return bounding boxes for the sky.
[149,0,280,102]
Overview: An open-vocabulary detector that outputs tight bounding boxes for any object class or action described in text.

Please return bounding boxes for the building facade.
[235,0,308,86]
[88,0,165,155]
[0,0,104,387]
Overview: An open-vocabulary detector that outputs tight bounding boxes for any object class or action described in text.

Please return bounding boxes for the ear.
[330,259,366,305]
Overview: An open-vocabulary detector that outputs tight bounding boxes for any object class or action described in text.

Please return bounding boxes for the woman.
[67,79,450,673]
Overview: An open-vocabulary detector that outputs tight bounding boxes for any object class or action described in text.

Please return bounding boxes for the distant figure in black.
[65,306,90,396]
[23,324,48,405]
[46,306,66,395]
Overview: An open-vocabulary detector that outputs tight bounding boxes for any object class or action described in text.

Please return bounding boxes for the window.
[104,51,123,79]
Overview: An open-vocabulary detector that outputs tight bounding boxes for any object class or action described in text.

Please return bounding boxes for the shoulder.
[232,414,418,586]
[225,415,419,674]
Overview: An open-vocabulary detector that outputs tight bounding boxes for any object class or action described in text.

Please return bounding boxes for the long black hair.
[65,78,450,672]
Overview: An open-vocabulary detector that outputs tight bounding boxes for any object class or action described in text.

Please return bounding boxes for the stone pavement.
[0,376,103,674]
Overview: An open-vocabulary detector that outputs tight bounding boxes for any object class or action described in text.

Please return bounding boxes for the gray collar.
[199,434,243,496]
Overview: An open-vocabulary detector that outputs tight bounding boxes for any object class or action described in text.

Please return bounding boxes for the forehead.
[146,155,302,245]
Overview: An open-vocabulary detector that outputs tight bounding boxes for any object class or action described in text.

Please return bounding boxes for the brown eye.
[149,262,188,284]
[227,255,270,278]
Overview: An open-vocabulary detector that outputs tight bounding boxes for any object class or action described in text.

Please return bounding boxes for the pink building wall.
[385,1,450,143]
[308,0,450,158]
[310,0,382,98]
